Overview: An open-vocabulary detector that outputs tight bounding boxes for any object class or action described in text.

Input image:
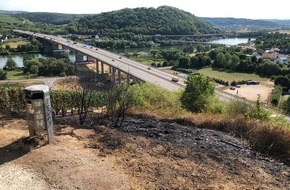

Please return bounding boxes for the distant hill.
[200,17,279,30]
[0,10,25,14]
[264,19,290,27]
[68,6,219,35]
[15,12,88,25]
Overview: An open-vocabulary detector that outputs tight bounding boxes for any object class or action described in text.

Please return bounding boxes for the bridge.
[13,30,185,91]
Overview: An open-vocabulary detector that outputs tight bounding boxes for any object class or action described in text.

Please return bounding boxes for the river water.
[208,38,254,46]
[0,38,252,68]
[0,52,76,68]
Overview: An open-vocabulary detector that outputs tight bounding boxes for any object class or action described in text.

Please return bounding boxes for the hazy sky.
[0,0,289,19]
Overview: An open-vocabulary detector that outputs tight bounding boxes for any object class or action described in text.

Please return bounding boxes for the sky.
[0,0,289,19]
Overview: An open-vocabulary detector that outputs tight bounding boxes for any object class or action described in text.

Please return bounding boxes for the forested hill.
[200,17,279,30]
[67,6,219,35]
[15,12,88,25]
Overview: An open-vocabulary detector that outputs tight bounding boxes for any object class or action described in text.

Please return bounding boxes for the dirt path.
[0,120,138,190]
[0,117,289,189]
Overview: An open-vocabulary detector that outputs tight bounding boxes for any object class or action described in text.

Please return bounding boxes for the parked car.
[230,87,236,90]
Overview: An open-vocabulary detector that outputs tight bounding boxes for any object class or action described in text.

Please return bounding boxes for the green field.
[197,68,268,83]
[2,40,28,49]
[132,57,164,66]
[0,14,24,24]
[6,70,36,80]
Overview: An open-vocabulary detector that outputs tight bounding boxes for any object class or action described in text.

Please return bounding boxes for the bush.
[230,81,237,86]
[271,86,282,106]
[246,96,270,121]
[181,75,215,112]
[227,98,251,116]
[0,69,7,80]
[281,96,290,114]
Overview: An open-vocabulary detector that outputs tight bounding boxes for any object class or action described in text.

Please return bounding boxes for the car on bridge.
[171,77,179,82]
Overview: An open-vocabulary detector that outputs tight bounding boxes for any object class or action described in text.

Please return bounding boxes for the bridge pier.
[101,62,104,74]
[127,74,131,83]
[75,51,85,63]
[111,67,116,83]
[118,70,121,84]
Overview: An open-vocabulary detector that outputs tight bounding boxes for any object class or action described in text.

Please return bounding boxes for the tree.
[214,52,225,68]
[230,54,240,71]
[4,57,17,70]
[29,65,39,74]
[224,52,232,69]
[0,68,7,80]
[282,96,290,114]
[274,76,289,88]
[180,74,215,112]
[178,57,190,68]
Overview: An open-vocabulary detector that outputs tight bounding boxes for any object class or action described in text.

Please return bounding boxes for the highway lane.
[14,30,184,91]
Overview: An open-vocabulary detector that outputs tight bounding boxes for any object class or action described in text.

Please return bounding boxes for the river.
[0,52,76,68]
[208,38,255,46]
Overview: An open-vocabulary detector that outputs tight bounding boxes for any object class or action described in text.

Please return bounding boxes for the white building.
[276,54,288,64]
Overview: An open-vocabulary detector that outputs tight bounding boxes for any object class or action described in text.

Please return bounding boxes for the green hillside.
[68,6,219,35]
[0,14,26,24]
[16,12,87,25]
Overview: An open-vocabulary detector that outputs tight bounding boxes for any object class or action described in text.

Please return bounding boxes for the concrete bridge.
[13,30,185,91]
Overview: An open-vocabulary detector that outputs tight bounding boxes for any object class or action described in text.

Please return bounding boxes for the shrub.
[230,80,237,86]
[181,75,215,112]
[227,98,251,116]
[0,69,7,80]
[271,86,282,106]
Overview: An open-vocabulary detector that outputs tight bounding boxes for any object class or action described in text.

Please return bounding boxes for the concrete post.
[127,74,130,83]
[112,67,116,83]
[118,70,121,84]
[96,60,99,74]
[101,62,104,74]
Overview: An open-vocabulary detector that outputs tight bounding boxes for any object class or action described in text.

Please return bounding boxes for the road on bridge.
[14,30,185,91]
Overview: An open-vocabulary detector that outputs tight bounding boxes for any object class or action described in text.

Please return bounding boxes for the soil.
[224,84,274,103]
[0,115,289,189]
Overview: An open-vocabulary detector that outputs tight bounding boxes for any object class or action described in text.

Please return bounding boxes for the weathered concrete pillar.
[96,60,99,74]
[118,70,121,83]
[101,62,104,74]
[57,44,63,50]
[127,74,130,83]
[111,67,116,83]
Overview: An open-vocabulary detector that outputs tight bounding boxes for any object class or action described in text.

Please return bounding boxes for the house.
[276,54,288,64]
[252,52,262,59]
[262,50,279,60]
